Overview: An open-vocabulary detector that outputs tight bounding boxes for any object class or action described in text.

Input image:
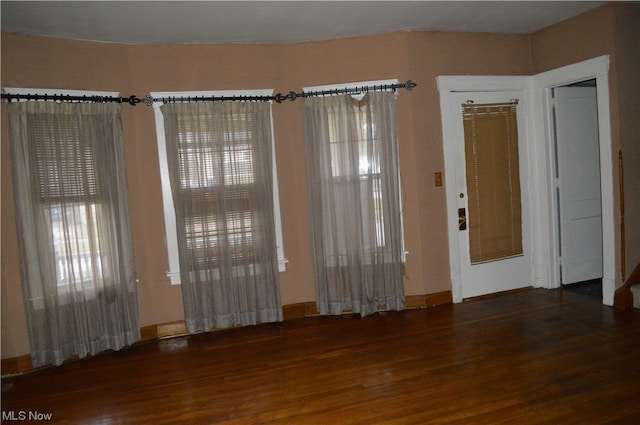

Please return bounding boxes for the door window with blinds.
[462,101,523,264]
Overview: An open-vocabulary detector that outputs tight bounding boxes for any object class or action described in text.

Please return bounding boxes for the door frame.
[531,55,614,305]
[438,55,614,305]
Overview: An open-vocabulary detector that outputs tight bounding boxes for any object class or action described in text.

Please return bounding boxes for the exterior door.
[451,91,532,299]
[554,86,602,284]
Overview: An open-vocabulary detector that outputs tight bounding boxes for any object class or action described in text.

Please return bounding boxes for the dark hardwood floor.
[2,288,639,424]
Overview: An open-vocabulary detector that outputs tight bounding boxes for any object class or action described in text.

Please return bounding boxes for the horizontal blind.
[463,102,523,264]
[163,103,266,270]
[30,115,99,200]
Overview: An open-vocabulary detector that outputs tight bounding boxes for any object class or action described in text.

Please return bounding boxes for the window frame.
[152,90,287,285]
[302,79,408,262]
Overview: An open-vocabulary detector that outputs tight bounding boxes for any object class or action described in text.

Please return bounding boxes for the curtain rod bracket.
[142,95,155,106]
[274,91,298,103]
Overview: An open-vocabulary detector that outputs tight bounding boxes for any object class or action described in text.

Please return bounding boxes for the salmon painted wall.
[3,3,636,361]
[0,30,530,359]
[530,2,640,285]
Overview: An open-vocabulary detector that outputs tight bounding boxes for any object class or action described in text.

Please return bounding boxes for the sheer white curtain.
[8,101,139,368]
[160,101,282,333]
[302,92,405,317]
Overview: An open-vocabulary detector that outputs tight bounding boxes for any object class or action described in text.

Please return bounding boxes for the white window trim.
[303,79,408,262]
[151,89,287,285]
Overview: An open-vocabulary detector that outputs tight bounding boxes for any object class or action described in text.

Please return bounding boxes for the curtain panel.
[8,101,139,368]
[302,92,405,317]
[160,101,282,333]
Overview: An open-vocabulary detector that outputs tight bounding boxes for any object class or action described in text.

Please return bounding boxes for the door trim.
[438,55,614,305]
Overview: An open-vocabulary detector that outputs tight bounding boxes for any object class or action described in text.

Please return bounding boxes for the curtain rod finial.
[404,80,417,90]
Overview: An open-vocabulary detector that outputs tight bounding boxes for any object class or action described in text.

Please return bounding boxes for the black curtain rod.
[0,92,275,105]
[146,94,276,105]
[274,80,417,102]
[1,80,417,106]
[0,93,145,105]
[149,81,416,104]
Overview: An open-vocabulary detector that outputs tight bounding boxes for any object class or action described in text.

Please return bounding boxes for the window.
[152,90,287,285]
[328,103,387,250]
[48,204,103,292]
[304,80,407,262]
[35,130,104,294]
[7,88,121,297]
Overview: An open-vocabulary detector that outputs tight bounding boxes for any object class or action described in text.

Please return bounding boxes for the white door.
[451,91,532,299]
[554,86,602,284]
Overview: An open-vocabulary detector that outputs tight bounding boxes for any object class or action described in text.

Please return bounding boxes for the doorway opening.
[551,78,604,299]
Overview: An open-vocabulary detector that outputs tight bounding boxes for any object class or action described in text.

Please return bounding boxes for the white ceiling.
[1,1,607,44]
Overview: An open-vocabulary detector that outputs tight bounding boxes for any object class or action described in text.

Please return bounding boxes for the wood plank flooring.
[2,288,640,424]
